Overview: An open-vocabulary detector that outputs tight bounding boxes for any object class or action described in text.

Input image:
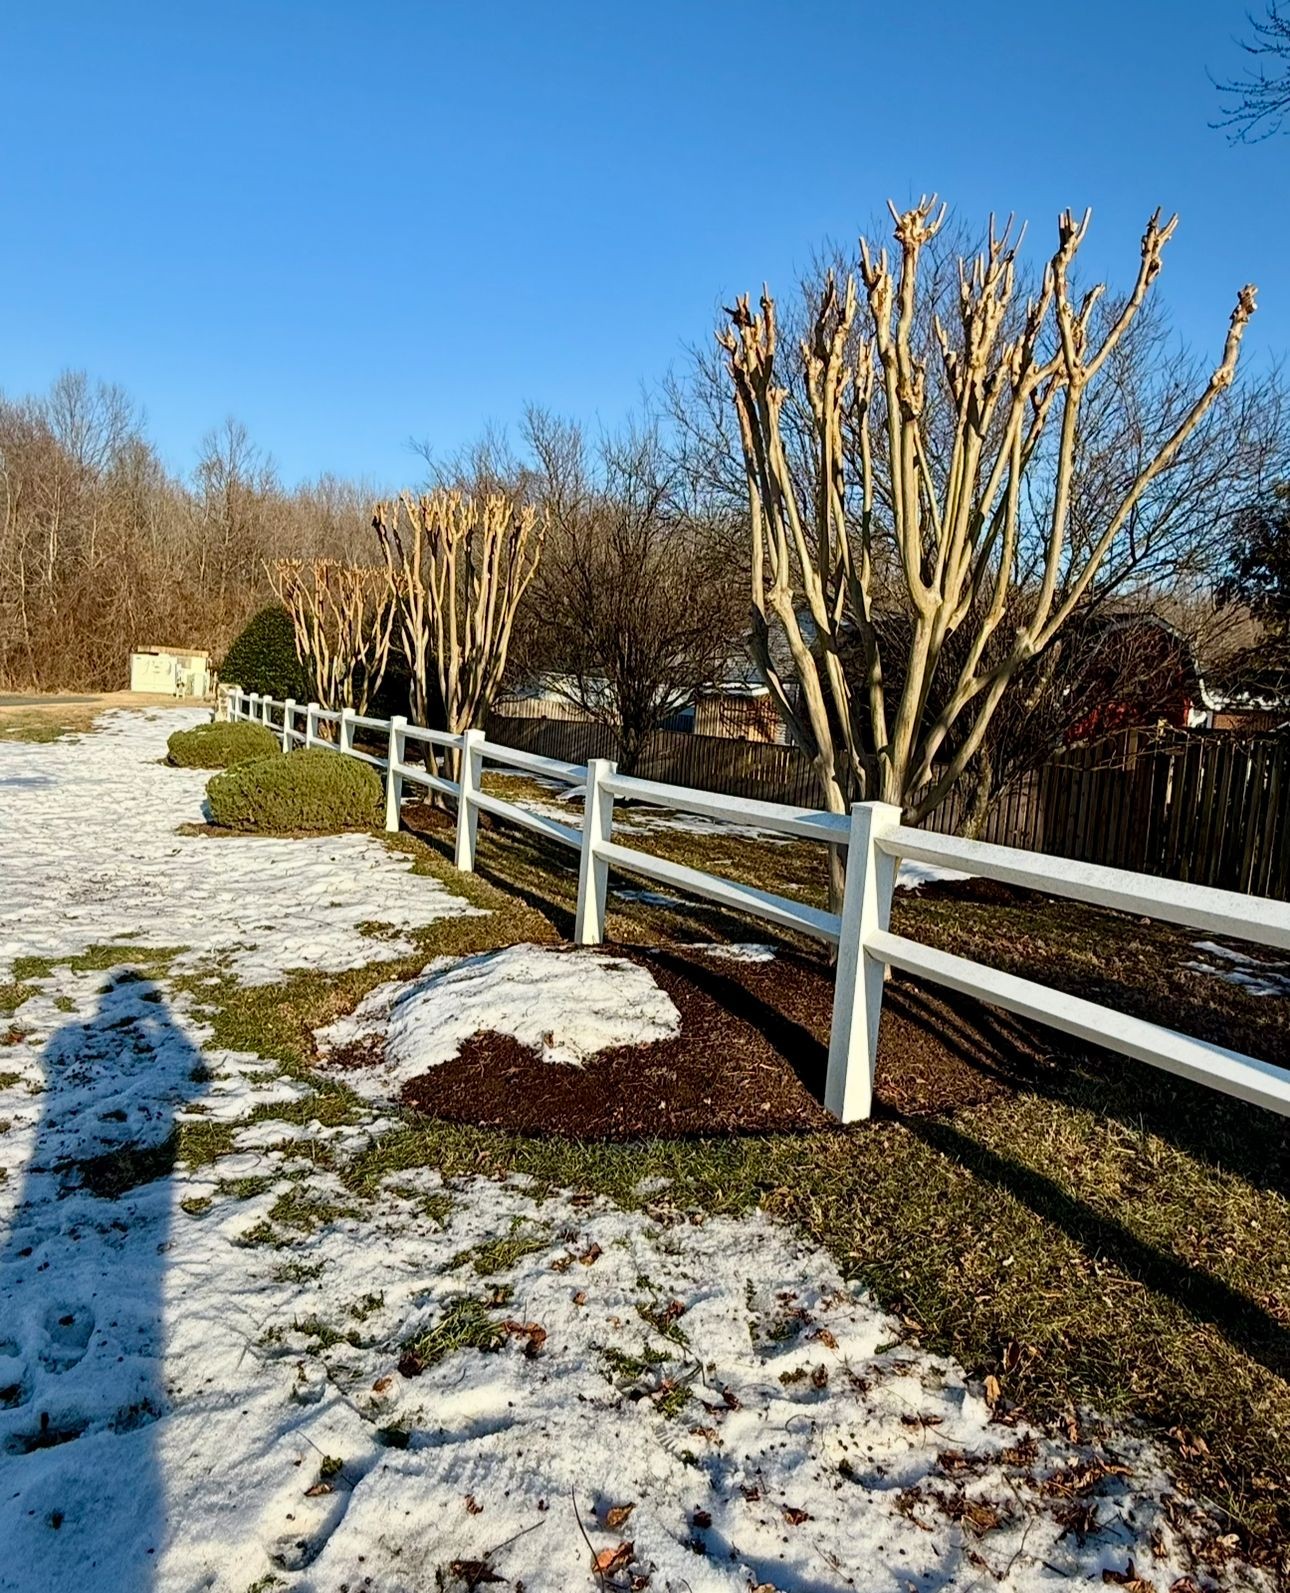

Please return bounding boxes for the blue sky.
[0,1,1283,487]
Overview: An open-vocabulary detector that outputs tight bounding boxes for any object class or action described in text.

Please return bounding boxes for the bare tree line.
[0,373,376,691]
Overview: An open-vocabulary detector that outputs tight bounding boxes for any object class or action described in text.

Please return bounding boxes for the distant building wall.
[129,648,211,697]
[693,693,788,744]
[491,692,593,723]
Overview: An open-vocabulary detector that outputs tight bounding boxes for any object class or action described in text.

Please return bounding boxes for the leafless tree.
[716,200,1258,880]
[1213,2,1290,140]
[520,410,745,773]
[371,489,545,758]
[191,419,284,641]
[268,559,395,715]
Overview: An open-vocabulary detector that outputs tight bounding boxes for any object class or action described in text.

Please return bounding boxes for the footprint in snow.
[0,1337,31,1409]
[37,1303,95,1373]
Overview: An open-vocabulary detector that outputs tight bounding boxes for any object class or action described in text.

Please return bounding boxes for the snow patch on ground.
[1185,939,1290,998]
[0,711,1265,1592]
[687,941,778,963]
[896,858,974,891]
[316,944,681,1099]
[0,966,1261,1592]
[612,886,685,907]
[0,709,480,985]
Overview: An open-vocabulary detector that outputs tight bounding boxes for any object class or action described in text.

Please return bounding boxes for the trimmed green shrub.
[167,720,282,770]
[206,748,383,833]
[219,606,309,699]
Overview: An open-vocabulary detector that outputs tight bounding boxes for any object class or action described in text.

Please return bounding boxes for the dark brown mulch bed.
[392,942,1053,1141]
[401,799,455,835]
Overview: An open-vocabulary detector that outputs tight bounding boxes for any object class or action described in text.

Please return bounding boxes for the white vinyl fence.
[228,689,1290,1124]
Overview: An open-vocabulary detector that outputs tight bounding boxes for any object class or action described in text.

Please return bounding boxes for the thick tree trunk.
[618,722,646,778]
[959,762,994,840]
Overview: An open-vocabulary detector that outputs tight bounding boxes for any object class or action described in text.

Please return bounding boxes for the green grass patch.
[599,1343,670,1382]
[74,1133,177,1199]
[0,708,96,744]
[176,1118,237,1168]
[292,1315,362,1351]
[274,1258,326,1284]
[266,1184,357,1231]
[450,1217,550,1276]
[636,1300,690,1347]
[0,983,34,1017]
[398,1295,509,1374]
[10,944,185,984]
[217,1174,275,1201]
[387,1180,455,1227]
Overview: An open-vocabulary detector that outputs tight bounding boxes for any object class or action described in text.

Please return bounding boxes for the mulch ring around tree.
[375,942,1055,1141]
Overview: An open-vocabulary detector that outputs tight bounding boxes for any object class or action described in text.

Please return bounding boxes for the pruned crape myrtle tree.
[372,489,545,772]
[268,558,395,718]
[718,200,1258,856]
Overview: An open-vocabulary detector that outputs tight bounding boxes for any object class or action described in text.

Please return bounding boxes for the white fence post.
[304,701,320,749]
[825,800,903,1123]
[281,698,296,752]
[228,687,242,721]
[454,729,486,870]
[246,691,260,725]
[339,707,355,757]
[574,758,617,945]
[385,715,408,832]
[261,693,273,728]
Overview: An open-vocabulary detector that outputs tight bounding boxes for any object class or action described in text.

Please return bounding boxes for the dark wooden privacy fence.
[487,715,819,805]
[932,729,1290,900]
[491,715,1290,900]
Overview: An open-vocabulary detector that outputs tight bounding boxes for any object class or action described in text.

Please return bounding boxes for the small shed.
[129,646,212,698]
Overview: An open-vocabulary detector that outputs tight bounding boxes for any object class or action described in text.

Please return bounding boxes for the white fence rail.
[227,687,1290,1125]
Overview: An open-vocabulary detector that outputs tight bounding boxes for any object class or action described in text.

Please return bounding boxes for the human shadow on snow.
[0,971,209,1592]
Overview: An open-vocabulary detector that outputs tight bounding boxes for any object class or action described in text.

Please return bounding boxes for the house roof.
[131,645,211,661]
[1199,642,1290,714]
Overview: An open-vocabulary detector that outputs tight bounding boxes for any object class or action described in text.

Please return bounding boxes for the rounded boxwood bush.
[206,748,383,833]
[219,605,309,699]
[167,720,282,770]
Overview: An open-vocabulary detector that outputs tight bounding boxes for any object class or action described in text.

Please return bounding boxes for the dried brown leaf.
[592,1541,633,1575]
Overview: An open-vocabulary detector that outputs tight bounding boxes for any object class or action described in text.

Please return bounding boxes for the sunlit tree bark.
[718,200,1257,851]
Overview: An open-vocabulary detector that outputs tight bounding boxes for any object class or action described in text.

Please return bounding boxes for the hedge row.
[167,720,281,769]
[206,747,383,833]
